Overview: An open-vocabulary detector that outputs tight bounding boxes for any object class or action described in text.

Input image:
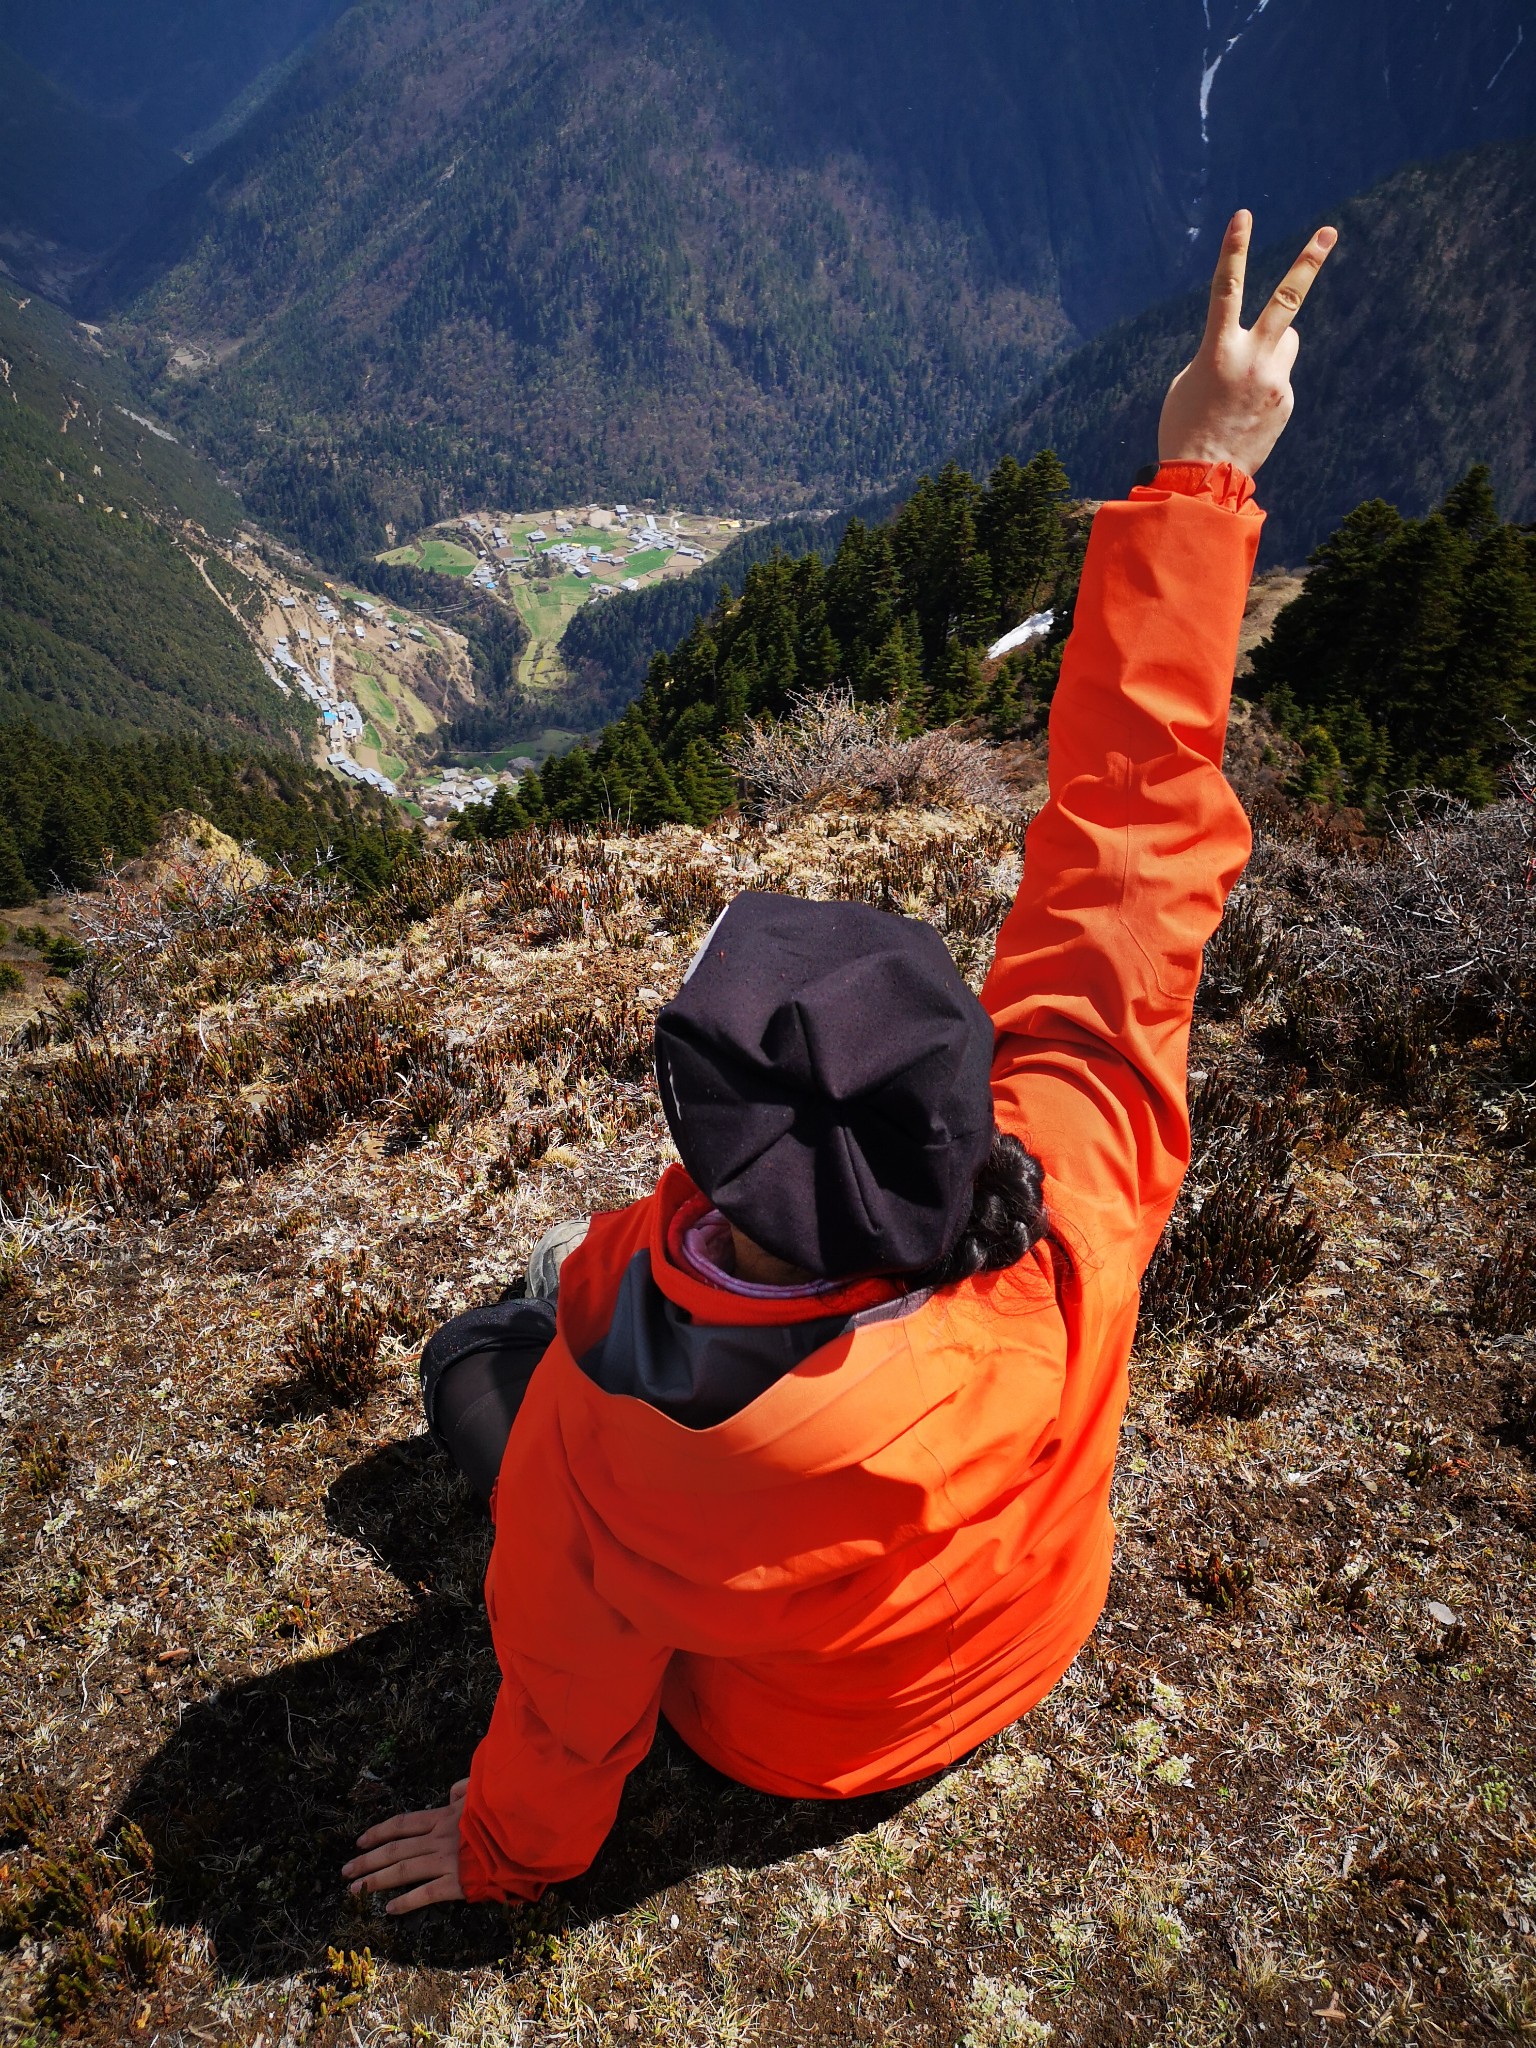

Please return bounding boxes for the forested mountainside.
[81,0,1533,562]
[0,722,408,905]
[0,302,410,905]
[0,292,296,746]
[964,141,1536,568]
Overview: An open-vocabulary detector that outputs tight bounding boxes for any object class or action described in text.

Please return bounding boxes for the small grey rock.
[1425,1600,1459,1628]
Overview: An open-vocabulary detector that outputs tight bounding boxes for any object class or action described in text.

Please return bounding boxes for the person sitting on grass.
[342,209,1336,1913]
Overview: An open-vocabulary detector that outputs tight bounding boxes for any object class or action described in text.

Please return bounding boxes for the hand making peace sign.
[1158,210,1338,478]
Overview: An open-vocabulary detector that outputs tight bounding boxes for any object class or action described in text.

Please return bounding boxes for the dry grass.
[0,790,1532,2045]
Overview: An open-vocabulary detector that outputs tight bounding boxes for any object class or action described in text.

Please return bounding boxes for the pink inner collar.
[677,1207,848,1300]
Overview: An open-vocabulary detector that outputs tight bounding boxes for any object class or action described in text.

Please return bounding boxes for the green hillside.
[964,140,1536,567]
[0,292,300,746]
[0,719,408,904]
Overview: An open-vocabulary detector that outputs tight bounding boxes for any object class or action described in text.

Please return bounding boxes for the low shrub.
[1141,1078,1321,1338]
[638,863,729,935]
[1197,890,1285,1019]
[277,1265,391,1407]
[1180,1550,1256,1612]
[728,690,1009,820]
[1471,1226,1536,1338]
[385,1048,503,1150]
[1174,1353,1274,1422]
[13,1428,69,1497]
[506,1001,653,1085]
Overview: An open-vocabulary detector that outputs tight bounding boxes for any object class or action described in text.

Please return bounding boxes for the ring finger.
[350,1849,450,1894]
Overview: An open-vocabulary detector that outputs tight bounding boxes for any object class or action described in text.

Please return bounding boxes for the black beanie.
[654,893,996,1278]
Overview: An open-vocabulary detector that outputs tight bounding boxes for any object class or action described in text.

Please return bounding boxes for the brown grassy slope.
[0,798,1532,2046]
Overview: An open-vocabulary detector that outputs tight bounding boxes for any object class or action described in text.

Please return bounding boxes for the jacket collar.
[647,1165,905,1329]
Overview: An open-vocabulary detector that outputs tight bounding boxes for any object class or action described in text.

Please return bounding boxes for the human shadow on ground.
[111,1436,934,1979]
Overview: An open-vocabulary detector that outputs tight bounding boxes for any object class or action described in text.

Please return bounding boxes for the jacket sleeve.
[981,462,1261,1279]
[457,1364,671,1903]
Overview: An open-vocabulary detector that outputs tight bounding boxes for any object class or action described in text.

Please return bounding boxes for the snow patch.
[1488,24,1523,94]
[987,610,1055,662]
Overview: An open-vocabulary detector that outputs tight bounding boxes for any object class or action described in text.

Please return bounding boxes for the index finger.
[1203,210,1252,345]
[1252,225,1338,346]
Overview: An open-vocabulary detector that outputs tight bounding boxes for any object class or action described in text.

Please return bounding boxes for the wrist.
[1131,460,1259,515]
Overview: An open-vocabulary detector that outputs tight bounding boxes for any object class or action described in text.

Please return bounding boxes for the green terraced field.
[352,672,399,730]
[512,578,590,640]
[379,537,478,576]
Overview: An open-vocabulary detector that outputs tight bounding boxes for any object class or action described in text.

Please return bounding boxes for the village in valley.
[238,500,749,825]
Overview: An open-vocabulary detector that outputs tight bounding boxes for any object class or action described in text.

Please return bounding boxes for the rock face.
[16,1,1536,545]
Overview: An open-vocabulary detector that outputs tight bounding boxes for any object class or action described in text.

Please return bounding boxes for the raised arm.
[983,213,1335,1276]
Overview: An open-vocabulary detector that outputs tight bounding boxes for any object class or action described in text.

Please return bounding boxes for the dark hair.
[911,1129,1049,1291]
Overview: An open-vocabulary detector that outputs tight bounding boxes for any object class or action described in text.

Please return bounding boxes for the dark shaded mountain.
[963,140,1536,567]
[0,1,348,154]
[83,0,1532,560]
[0,291,300,745]
[0,47,178,294]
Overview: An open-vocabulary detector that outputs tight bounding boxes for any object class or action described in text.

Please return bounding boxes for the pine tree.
[891,465,993,668]
[861,616,927,736]
[1249,497,1406,715]
[1290,723,1346,806]
[1434,522,1536,790]
[1440,463,1500,546]
[931,641,986,726]
[542,745,597,823]
[466,785,531,840]
[981,449,1069,625]
[674,738,734,824]
[1371,514,1474,782]
[826,521,902,694]
[0,823,33,907]
[34,792,108,891]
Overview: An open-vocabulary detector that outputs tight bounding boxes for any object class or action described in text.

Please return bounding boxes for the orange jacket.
[458,462,1262,1903]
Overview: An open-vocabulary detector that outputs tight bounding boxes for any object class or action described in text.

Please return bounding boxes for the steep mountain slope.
[0,291,301,745]
[89,0,1533,559]
[964,140,1536,566]
[0,1,348,154]
[0,48,177,295]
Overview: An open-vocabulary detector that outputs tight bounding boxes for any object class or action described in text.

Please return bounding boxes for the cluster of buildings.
[265,589,400,795]
[438,503,709,603]
[418,760,536,821]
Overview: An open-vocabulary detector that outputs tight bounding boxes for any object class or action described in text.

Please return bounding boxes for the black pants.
[420,1296,558,1508]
